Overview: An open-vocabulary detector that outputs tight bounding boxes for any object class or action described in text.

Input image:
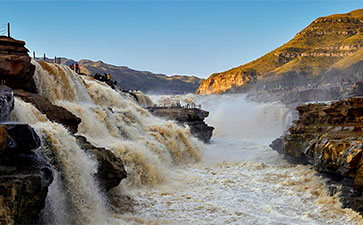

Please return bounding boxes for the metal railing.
[0,23,10,37]
[151,103,202,109]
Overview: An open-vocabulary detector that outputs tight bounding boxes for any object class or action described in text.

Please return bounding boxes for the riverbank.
[270,97,363,215]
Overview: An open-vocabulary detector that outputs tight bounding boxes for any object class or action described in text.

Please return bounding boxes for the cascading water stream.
[31,61,202,186]
[139,94,363,225]
[11,98,110,225]
[11,60,203,224]
[10,59,362,224]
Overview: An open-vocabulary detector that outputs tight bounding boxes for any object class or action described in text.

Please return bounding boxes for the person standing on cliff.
[75,63,80,73]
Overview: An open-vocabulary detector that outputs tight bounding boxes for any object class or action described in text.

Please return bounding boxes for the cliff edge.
[270,97,363,214]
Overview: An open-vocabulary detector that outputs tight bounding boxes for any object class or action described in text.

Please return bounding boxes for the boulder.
[146,107,214,143]
[0,37,36,93]
[186,120,214,143]
[2,122,40,151]
[0,85,14,122]
[0,122,53,224]
[76,135,127,191]
[271,97,363,214]
[14,89,81,133]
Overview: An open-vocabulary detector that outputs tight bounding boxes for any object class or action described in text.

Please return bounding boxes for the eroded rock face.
[0,122,53,224]
[146,107,214,143]
[76,135,127,191]
[196,9,363,95]
[270,97,363,214]
[0,37,36,93]
[14,89,81,133]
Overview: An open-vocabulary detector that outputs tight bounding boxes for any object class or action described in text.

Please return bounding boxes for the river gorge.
[0,36,362,224]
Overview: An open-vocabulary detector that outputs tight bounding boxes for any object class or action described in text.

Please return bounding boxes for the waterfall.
[133,90,154,107]
[196,94,292,141]
[11,98,110,225]
[11,60,202,223]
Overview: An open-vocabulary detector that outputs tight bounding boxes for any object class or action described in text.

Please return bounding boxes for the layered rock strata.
[0,85,53,224]
[197,9,363,95]
[0,36,36,93]
[146,107,214,143]
[0,122,53,224]
[270,97,363,214]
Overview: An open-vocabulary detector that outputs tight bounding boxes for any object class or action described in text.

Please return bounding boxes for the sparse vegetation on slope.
[197,9,363,95]
[62,59,203,94]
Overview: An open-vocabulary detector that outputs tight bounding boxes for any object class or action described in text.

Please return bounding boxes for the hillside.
[62,59,203,94]
[197,9,363,95]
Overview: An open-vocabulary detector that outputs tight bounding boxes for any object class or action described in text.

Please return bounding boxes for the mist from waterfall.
[144,94,362,225]
[9,60,362,224]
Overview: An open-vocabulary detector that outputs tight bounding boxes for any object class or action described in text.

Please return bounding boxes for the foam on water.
[10,60,362,224]
[11,98,110,225]
[12,61,202,224]
[126,94,363,224]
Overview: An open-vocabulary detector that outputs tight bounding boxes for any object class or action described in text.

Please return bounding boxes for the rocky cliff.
[0,36,37,93]
[270,97,363,214]
[0,85,53,224]
[0,37,129,223]
[197,9,363,95]
[146,107,214,143]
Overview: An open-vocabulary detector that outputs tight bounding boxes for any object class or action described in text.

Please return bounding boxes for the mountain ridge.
[197,9,363,95]
[60,58,203,94]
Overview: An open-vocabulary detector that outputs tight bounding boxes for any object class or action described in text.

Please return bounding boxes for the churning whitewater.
[10,61,362,224]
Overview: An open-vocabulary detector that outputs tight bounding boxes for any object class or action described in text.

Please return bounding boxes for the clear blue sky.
[1,0,362,78]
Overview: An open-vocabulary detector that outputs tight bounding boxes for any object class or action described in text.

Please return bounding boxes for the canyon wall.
[270,97,363,214]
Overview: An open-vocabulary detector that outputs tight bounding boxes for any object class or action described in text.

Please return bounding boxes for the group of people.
[92,73,117,86]
[70,63,80,73]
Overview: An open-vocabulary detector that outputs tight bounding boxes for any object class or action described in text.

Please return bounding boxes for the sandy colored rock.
[197,9,363,95]
[0,37,36,93]
[270,97,363,214]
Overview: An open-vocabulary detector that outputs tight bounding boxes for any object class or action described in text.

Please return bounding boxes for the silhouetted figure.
[75,63,80,73]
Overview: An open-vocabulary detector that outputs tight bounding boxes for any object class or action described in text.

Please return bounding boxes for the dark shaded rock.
[269,136,284,154]
[2,122,40,152]
[14,89,81,133]
[0,85,14,122]
[186,120,214,143]
[76,135,127,191]
[0,37,36,93]
[271,97,363,214]
[0,122,53,224]
[146,107,214,143]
